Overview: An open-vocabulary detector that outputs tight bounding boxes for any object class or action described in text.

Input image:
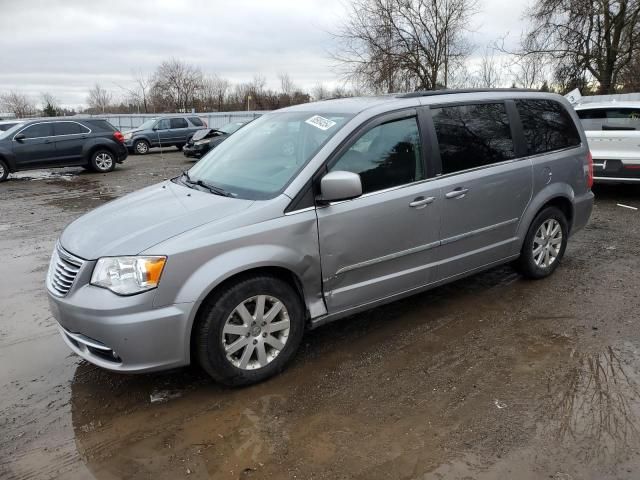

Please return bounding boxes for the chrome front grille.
[47,245,84,296]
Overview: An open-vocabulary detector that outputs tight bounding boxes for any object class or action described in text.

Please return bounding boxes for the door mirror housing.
[14,133,25,141]
[319,171,362,203]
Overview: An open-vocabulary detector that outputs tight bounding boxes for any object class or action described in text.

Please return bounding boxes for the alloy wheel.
[222,295,291,370]
[94,153,113,171]
[136,142,148,154]
[533,218,563,268]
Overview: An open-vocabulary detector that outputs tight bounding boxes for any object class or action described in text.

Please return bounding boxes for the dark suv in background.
[122,115,206,154]
[0,118,128,182]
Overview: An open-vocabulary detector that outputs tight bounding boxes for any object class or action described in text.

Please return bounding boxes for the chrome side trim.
[441,218,519,246]
[284,206,316,216]
[335,240,440,276]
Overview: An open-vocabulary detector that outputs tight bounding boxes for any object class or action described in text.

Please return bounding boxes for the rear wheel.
[0,159,8,182]
[90,149,116,173]
[516,206,568,279]
[176,144,185,151]
[196,275,305,386]
[133,139,150,155]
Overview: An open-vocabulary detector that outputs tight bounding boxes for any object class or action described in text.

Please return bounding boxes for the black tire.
[0,158,8,182]
[133,139,150,155]
[195,275,305,386]
[176,144,184,151]
[89,149,116,173]
[516,206,568,279]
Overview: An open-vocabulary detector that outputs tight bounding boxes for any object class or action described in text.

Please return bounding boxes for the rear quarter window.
[516,100,581,155]
[83,120,117,132]
[188,117,204,127]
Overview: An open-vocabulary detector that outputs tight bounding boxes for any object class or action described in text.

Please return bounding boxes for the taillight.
[586,151,594,189]
[113,131,125,144]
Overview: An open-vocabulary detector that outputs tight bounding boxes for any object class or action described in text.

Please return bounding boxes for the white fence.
[97,111,268,130]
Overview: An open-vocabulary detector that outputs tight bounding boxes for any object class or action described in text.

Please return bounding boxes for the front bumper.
[47,266,195,373]
[182,144,207,158]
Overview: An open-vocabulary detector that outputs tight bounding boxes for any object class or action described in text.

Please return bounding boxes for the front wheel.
[133,139,150,155]
[195,275,305,386]
[89,150,116,173]
[516,206,568,279]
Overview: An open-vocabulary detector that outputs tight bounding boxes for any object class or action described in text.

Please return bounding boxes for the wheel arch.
[517,183,575,250]
[187,265,308,364]
[0,148,16,172]
[84,141,116,163]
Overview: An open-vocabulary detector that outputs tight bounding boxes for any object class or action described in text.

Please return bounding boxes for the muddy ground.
[1,150,640,480]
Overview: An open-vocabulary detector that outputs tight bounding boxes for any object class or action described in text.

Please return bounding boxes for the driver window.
[329,116,423,194]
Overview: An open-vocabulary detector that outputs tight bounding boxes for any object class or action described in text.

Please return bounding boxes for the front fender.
[515,182,574,250]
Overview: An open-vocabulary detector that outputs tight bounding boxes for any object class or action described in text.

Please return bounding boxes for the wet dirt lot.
[1,150,640,480]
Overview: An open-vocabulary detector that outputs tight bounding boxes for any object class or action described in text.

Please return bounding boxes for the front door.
[428,102,533,280]
[154,118,172,146]
[12,122,57,168]
[317,112,442,313]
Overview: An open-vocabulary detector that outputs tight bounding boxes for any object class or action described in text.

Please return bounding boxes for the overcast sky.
[0,0,530,108]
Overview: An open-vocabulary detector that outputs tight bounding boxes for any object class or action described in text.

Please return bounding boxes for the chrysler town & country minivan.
[47,90,594,386]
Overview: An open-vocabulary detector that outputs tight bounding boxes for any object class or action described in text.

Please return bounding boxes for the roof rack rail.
[396,88,539,98]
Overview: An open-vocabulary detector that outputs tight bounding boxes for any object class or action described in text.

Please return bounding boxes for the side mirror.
[320,171,362,203]
[14,133,25,141]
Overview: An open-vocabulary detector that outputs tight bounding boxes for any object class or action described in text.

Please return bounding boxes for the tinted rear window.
[188,117,204,127]
[431,103,515,174]
[516,100,581,154]
[53,122,89,135]
[170,118,188,129]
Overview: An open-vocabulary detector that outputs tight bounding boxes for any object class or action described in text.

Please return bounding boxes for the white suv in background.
[574,102,640,183]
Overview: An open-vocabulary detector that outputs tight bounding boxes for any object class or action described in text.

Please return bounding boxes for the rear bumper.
[115,144,128,163]
[593,158,640,183]
[571,190,594,235]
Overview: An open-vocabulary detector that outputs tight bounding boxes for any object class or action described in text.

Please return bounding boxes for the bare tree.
[153,59,203,112]
[87,83,113,113]
[0,91,36,118]
[332,0,477,93]
[312,82,329,101]
[517,0,640,94]
[476,48,503,88]
[199,75,229,111]
[278,72,296,96]
[40,92,59,116]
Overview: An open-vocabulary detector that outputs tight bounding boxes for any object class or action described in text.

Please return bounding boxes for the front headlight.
[123,132,133,140]
[91,256,166,295]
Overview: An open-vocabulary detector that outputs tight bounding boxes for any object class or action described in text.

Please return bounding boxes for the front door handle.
[409,196,435,208]
[445,188,469,199]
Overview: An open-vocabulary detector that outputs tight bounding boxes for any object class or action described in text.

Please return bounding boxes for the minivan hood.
[60,181,254,259]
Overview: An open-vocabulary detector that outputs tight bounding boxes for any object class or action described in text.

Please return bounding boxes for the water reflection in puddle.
[547,343,640,462]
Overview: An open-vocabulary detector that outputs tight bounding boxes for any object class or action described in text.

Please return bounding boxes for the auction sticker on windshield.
[305,115,337,131]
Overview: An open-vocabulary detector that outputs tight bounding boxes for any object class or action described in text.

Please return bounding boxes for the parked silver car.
[47,90,594,386]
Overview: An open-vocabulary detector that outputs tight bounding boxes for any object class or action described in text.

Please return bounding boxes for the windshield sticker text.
[305,115,337,131]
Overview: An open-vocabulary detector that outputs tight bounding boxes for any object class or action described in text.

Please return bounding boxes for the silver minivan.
[47,90,594,386]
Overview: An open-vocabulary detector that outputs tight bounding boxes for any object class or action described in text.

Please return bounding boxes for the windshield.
[137,118,157,130]
[0,122,24,139]
[218,122,244,135]
[187,111,353,200]
[0,122,18,132]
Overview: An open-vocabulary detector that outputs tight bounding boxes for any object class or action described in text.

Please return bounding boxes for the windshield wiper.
[195,179,236,198]
[180,170,235,197]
